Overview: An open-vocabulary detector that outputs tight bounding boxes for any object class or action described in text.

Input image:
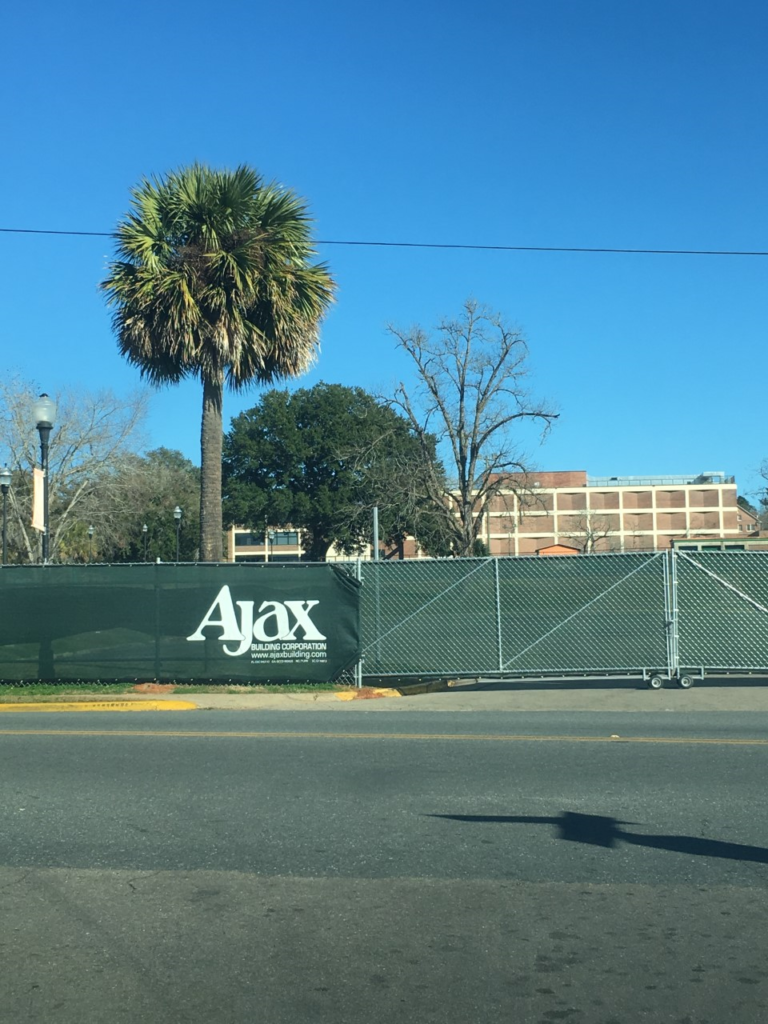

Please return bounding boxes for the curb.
[397,679,453,696]
[0,700,198,713]
[335,687,401,701]
[336,679,453,700]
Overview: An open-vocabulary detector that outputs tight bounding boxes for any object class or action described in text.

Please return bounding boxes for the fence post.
[354,558,363,688]
[663,549,680,679]
[494,557,503,673]
[670,548,680,678]
[154,561,162,682]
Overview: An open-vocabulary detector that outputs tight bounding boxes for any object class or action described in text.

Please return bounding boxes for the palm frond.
[102,163,335,391]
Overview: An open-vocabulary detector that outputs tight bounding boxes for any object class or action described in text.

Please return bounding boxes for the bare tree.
[757,462,768,529]
[333,425,454,558]
[388,300,557,557]
[560,511,619,554]
[0,378,149,563]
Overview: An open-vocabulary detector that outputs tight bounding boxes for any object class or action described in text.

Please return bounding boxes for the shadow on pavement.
[429,810,768,863]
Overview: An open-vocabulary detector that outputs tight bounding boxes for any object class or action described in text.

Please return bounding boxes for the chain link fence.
[359,558,499,677]
[2,551,766,685]
[359,552,670,679]
[675,551,768,671]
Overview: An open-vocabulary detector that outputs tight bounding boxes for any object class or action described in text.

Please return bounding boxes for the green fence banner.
[0,563,361,683]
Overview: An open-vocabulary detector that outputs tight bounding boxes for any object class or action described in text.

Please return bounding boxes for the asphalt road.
[1,709,767,1023]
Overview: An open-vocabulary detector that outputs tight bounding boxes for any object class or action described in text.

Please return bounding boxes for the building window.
[272,531,299,546]
[234,530,300,547]
[235,532,264,546]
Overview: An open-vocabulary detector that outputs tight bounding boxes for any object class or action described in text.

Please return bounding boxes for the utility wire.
[0,225,765,256]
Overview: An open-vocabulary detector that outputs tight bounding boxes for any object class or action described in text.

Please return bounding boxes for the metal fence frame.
[355,550,768,685]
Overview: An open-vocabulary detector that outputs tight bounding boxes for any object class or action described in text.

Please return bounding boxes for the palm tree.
[102,164,335,561]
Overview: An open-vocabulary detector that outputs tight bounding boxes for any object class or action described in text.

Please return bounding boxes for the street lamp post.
[32,394,56,563]
[88,525,94,563]
[142,523,148,562]
[173,506,182,563]
[0,466,11,566]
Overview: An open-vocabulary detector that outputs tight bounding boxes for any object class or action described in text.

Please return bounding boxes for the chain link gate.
[358,553,671,683]
[673,550,768,675]
[359,558,500,677]
[495,552,669,678]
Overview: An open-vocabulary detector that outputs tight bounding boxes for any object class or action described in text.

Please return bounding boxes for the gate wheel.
[677,675,695,689]
[647,675,664,690]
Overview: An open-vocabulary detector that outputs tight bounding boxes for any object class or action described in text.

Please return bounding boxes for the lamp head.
[32,393,57,429]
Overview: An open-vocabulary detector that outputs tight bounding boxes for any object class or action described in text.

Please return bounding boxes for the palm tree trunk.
[200,372,224,562]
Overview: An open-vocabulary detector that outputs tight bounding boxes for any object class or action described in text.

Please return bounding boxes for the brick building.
[484,470,759,556]
[226,470,759,561]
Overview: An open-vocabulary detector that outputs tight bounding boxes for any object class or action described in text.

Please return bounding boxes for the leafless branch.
[387,299,557,555]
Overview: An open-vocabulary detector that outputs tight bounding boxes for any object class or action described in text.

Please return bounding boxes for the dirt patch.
[133,683,177,694]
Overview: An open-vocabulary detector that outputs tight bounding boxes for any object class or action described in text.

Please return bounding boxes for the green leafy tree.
[223,383,448,561]
[102,164,335,562]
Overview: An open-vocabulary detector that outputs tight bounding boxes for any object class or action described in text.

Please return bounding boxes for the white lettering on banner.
[186,586,243,643]
[282,601,324,640]
[253,601,290,643]
[186,586,327,659]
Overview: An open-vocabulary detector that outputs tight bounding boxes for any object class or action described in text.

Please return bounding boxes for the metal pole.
[372,506,380,561]
[32,395,56,565]
[1,486,7,565]
[494,556,504,672]
[143,523,148,562]
[39,426,51,563]
[373,555,382,672]
[354,557,363,688]
[669,548,680,680]
[88,525,94,563]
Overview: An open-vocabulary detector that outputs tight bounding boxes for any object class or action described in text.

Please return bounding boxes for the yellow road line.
[0,729,766,745]
[0,701,197,713]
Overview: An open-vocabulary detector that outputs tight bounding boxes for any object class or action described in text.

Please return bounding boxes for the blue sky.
[1,0,766,498]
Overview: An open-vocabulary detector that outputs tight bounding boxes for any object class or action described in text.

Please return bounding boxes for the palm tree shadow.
[428,811,768,863]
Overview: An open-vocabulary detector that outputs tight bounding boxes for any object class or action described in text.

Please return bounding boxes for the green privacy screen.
[0,563,361,683]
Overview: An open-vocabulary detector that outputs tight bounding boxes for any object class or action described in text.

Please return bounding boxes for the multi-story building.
[226,470,760,561]
[484,470,759,556]
[228,527,304,563]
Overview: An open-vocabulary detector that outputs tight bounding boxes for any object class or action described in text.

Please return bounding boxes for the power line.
[0,225,765,256]
[1,227,112,237]
[316,239,768,257]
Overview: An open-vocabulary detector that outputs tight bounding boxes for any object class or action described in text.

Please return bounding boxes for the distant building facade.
[484,471,759,556]
[226,470,760,561]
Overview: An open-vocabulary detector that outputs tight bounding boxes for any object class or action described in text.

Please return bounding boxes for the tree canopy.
[223,383,448,560]
[102,163,335,561]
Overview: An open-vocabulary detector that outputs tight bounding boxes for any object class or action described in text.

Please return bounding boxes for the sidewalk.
[110,678,768,713]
